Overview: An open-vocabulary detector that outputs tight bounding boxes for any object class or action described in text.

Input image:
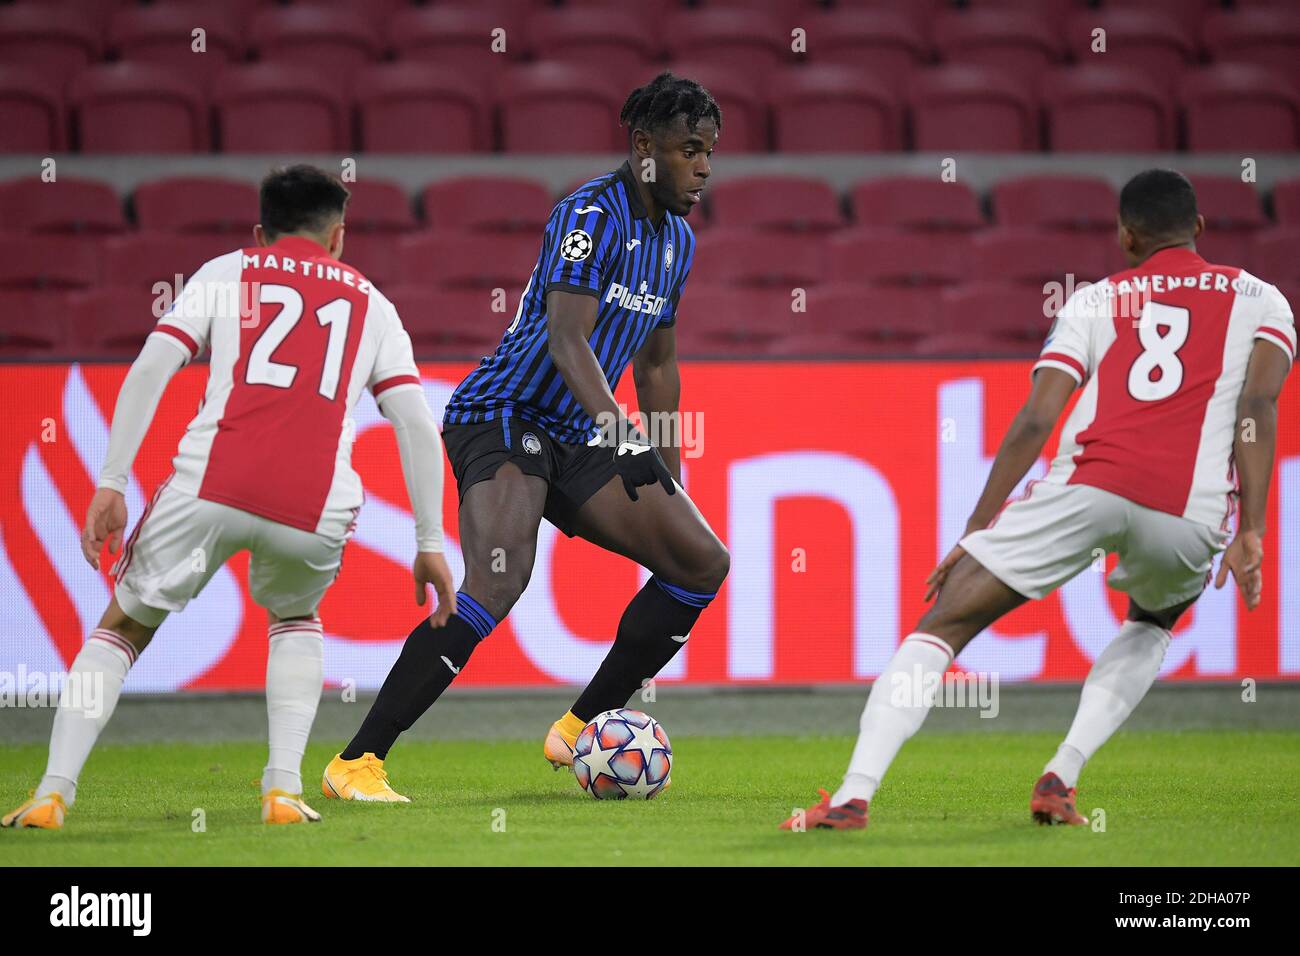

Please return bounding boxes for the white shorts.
[960,481,1228,612]
[113,482,355,628]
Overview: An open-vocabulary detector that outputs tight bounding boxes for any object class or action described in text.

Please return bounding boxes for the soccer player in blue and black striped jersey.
[324,73,727,799]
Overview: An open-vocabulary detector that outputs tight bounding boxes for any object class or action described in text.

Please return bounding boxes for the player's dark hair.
[619,72,722,140]
[259,164,350,240]
[1119,169,1198,241]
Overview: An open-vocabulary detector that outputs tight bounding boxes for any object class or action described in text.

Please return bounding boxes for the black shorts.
[441,416,618,537]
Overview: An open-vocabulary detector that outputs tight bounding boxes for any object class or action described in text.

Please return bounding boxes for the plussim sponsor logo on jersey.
[603,280,670,316]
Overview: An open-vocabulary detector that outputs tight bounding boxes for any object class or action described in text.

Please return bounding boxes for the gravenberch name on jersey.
[1080,271,1268,306]
[240,251,373,293]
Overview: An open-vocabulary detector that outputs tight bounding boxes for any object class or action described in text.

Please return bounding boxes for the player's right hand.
[925,544,966,602]
[1215,529,1264,610]
[81,488,127,570]
[414,551,458,627]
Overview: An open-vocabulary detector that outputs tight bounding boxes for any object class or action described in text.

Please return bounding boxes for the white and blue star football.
[572,709,672,800]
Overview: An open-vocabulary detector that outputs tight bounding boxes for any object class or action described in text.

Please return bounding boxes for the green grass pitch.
[2,731,1295,866]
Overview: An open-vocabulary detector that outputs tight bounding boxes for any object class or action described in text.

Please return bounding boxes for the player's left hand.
[925,544,966,602]
[414,551,457,627]
[612,436,676,501]
[1215,529,1264,610]
[82,488,127,570]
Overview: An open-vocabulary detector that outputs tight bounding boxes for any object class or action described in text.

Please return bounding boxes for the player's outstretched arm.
[1216,340,1290,611]
[632,325,682,483]
[82,336,187,569]
[926,367,1076,599]
[376,388,456,626]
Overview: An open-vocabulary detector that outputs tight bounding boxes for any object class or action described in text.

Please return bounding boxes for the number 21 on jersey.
[245,283,352,401]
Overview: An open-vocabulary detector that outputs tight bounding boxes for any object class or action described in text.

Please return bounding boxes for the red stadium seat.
[1107,0,1219,36]
[68,63,209,154]
[388,6,528,88]
[914,328,1040,358]
[287,0,406,30]
[1042,65,1176,153]
[1188,175,1269,232]
[385,285,511,358]
[802,10,930,89]
[341,179,417,233]
[101,232,238,293]
[420,177,554,232]
[972,229,1113,288]
[689,228,827,288]
[803,282,944,344]
[962,0,1091,21]
[694,0,820,23]
[1063,10,1196,89]
[0,290,71,356]
[663,63,768,153]
[849,177,985,230]
[1203,9,1300,92]
[932,9,1065,85]
[766,66,903,153]
[495,63,624,153]
[214,64,348,152]
[991,176,1118,232]
[1179,65,1300,153]
[354,64,490,154]
[661,9,792,79]
[337,233,403,289]
[1272,178,1300,226]
[827,229,971,286]
[706,176,843,232]
[132,177,258,234]
[398,233,538,290]
[908,67,1039,152]
[938,281,1058,345]
[671,286,796,355]
[250,7,382,82]
[833,0,946,12]
[770,328,906,359]
[525,8,661,87]
[108,5,245,90]
[0,67,65,153]
[0,6,100,86]
[67,286,170,358]
[1250,228,1300,285]
[0,176,124,233]
[0,235,100,290]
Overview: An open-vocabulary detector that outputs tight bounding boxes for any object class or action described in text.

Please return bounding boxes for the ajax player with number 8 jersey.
[4,166,455,830]
[782,168,1294,834]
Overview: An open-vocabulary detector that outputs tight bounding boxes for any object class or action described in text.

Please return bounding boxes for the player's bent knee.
[463,568,531,623]
[97,599,158,654]
[676,540,730,594]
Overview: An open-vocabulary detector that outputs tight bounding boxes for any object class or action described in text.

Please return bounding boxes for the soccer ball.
[572,709,672,800]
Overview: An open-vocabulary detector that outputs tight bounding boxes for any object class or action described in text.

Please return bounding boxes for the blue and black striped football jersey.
[443,161,696,444]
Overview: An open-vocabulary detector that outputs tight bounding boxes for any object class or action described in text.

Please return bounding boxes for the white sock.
[1045,620,1170,788]
[37,630,136,806]
[262,619,323,795]
[833,633,955,806]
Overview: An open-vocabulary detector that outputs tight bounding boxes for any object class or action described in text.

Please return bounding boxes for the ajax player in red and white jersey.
[4,166,455,829]
[782,169,1294,832]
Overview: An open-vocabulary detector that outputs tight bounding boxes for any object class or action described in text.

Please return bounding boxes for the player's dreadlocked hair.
[619,72,722,139]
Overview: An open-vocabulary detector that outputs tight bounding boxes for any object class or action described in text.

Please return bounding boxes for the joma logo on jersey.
[604,281,668,316]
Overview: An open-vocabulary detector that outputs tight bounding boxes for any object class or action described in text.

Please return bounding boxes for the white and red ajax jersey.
[148,236,422,533]
[1035,247,1295,529]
